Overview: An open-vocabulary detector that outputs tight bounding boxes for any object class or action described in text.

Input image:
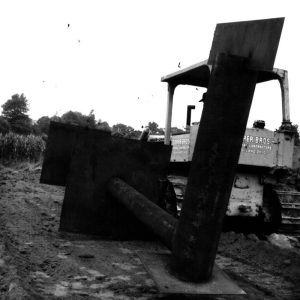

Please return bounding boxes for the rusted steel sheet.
[40,122,110,186]
[171,54,259,282]
[208,18,284,71]
[56,124,172,237]
[107,177,176,249]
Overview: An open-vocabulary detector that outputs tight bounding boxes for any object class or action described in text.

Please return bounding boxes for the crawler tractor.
[158,61,300,233]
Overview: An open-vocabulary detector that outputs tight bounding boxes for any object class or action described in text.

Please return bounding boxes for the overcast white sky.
[0,0,299,131]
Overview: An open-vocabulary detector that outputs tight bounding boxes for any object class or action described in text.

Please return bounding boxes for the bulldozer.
[153,61,300,233]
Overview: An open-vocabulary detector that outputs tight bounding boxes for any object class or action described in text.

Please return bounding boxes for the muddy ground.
[0,163,299,299]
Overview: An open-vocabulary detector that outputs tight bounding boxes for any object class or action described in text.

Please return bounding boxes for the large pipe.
[107,177,177,250]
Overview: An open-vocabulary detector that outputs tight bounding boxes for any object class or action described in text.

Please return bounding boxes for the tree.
[50,115,62,123]
[96,120,111,132]
[35,116,51,135]
[112,123,134,137]
[83,110,96,128]
[111,123,141,139]
[1,94,32,134]
[147,122,164,135]
[129,129,142,139]
[61,111,96,128]
[292,124,300,146]
[171,127,185,134]
[0,116,10,134]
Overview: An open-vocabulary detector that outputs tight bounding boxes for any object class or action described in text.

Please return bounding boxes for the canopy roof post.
[164,83,176,145]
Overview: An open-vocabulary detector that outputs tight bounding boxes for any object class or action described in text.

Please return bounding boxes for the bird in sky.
[178,62,181,68]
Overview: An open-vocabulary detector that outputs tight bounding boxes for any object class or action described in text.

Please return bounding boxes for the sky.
[0,0,299,131]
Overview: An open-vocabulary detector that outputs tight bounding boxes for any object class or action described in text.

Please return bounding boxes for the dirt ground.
[0,163,299,300]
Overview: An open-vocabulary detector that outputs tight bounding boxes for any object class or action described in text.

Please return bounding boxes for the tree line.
[0,94,184,139]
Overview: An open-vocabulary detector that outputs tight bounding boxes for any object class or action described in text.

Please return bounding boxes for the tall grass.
[0,132,45,162]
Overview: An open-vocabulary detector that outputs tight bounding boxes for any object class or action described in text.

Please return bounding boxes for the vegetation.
[292,124,300,146]
[0,132,45,162]
[96,120,111,132]
[1,92,299,163]
[147,122,164,135]
[111,123,141,139]
[1,94,32,135]
[60,110,96,128]
[0,93,180,162]
[0,116,10,135]
[146,121,184,135]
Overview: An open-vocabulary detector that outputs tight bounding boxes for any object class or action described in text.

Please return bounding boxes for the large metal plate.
[208,18,284,71]
[40,122,111,186]
[52,123,172,237]
[138,252,245,295]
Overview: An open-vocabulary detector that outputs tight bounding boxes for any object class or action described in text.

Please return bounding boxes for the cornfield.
[0,132,46,162]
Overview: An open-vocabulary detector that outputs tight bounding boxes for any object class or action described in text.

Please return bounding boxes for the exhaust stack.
[186,105,195,130]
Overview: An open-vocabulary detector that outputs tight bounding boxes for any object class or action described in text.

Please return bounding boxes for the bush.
[0,132,46,162]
